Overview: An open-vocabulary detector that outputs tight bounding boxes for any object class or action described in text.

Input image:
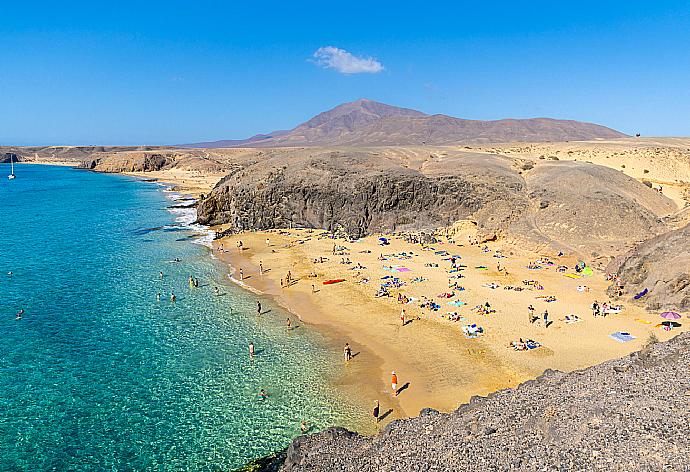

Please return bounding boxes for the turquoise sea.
[0,164,364,471]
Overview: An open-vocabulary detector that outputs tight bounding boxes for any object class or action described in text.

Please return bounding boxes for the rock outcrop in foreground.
[262,333,689,471]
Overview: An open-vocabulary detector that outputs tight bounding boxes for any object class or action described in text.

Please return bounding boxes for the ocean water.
[0,164,364,471]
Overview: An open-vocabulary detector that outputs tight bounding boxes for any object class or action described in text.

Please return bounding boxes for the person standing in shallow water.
[286,318,291,330]
[249,342,255,358]
[257,301,262,315]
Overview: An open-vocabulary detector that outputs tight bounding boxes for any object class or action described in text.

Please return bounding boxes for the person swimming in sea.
[258,388,268,399]
[156,292,161,302]
[214,286,220,296]
[15,309,24,320]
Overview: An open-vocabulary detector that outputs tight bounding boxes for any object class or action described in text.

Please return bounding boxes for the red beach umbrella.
[660,312,681,320]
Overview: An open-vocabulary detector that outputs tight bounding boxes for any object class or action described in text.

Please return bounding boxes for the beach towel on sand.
[610,332,636,343]
[634,288,648,300]
[448,300,466,307]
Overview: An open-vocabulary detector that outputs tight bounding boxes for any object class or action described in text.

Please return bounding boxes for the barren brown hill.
[183,99,627,147]
[195,147,674,262]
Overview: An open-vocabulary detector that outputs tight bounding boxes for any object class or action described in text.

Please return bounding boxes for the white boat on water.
[8,154,16,180]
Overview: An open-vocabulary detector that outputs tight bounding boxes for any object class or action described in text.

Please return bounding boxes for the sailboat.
[8,154,16,180]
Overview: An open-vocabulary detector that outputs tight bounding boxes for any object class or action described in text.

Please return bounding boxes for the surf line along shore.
[212,229,534,424]
[210,227,684,427]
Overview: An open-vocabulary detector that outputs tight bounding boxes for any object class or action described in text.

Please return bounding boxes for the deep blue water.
[0,164,363,471]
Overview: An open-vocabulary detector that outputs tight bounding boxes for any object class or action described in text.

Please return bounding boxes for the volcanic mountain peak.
[182,99,627,147]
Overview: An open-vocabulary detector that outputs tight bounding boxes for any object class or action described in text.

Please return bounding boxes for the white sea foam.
[163,196,216,247]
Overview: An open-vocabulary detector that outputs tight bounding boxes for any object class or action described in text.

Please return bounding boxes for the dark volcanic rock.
[608,221,690,311]
[196,151,527,239]
[196,150,673,261]
[264,333,689,471]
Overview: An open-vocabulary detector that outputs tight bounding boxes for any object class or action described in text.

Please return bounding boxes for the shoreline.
[211,227,688,427]
[151,181,377,433]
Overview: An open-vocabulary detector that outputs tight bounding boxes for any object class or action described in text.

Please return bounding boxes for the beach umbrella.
[660,311,681,320]
[661,321,681,328]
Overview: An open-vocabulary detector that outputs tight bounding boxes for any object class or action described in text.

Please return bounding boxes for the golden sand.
[212,226,687,426]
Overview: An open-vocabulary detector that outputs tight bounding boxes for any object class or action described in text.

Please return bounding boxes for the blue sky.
[2,1,689,145]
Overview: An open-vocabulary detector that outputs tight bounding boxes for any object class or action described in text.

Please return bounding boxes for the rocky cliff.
[256,332,689,471]
[197,150,528,239]
[608,222,690,311]
[196,148,674,260]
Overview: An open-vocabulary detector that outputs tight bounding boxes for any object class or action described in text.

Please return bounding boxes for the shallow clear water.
[0,164,364,470]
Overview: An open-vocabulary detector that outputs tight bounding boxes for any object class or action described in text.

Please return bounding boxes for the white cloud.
[312,46,384,74]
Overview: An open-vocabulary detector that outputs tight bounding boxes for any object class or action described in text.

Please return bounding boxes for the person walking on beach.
[400,308,406,326]
[543,310,549,327]
[373,400,380,423]
[344,343,352,361]
[239,268,244,281]
[391,371,398,396]
[528,305,535,323]
[266,238,270,247]
[259,261,263,275]
[257,301,262,315]
[249,342,255,358]
[237,240,243,252]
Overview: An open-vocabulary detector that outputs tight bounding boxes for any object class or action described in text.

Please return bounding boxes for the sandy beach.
[125,169,226,198]
[211,225,687,425]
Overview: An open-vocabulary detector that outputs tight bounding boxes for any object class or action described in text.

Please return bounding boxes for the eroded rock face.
[196,152,528,239]
[196,150,674,261]
[608,222,690,311]
[266,333,689,471]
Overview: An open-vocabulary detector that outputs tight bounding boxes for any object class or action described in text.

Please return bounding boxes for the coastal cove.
[0,164,367,470]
